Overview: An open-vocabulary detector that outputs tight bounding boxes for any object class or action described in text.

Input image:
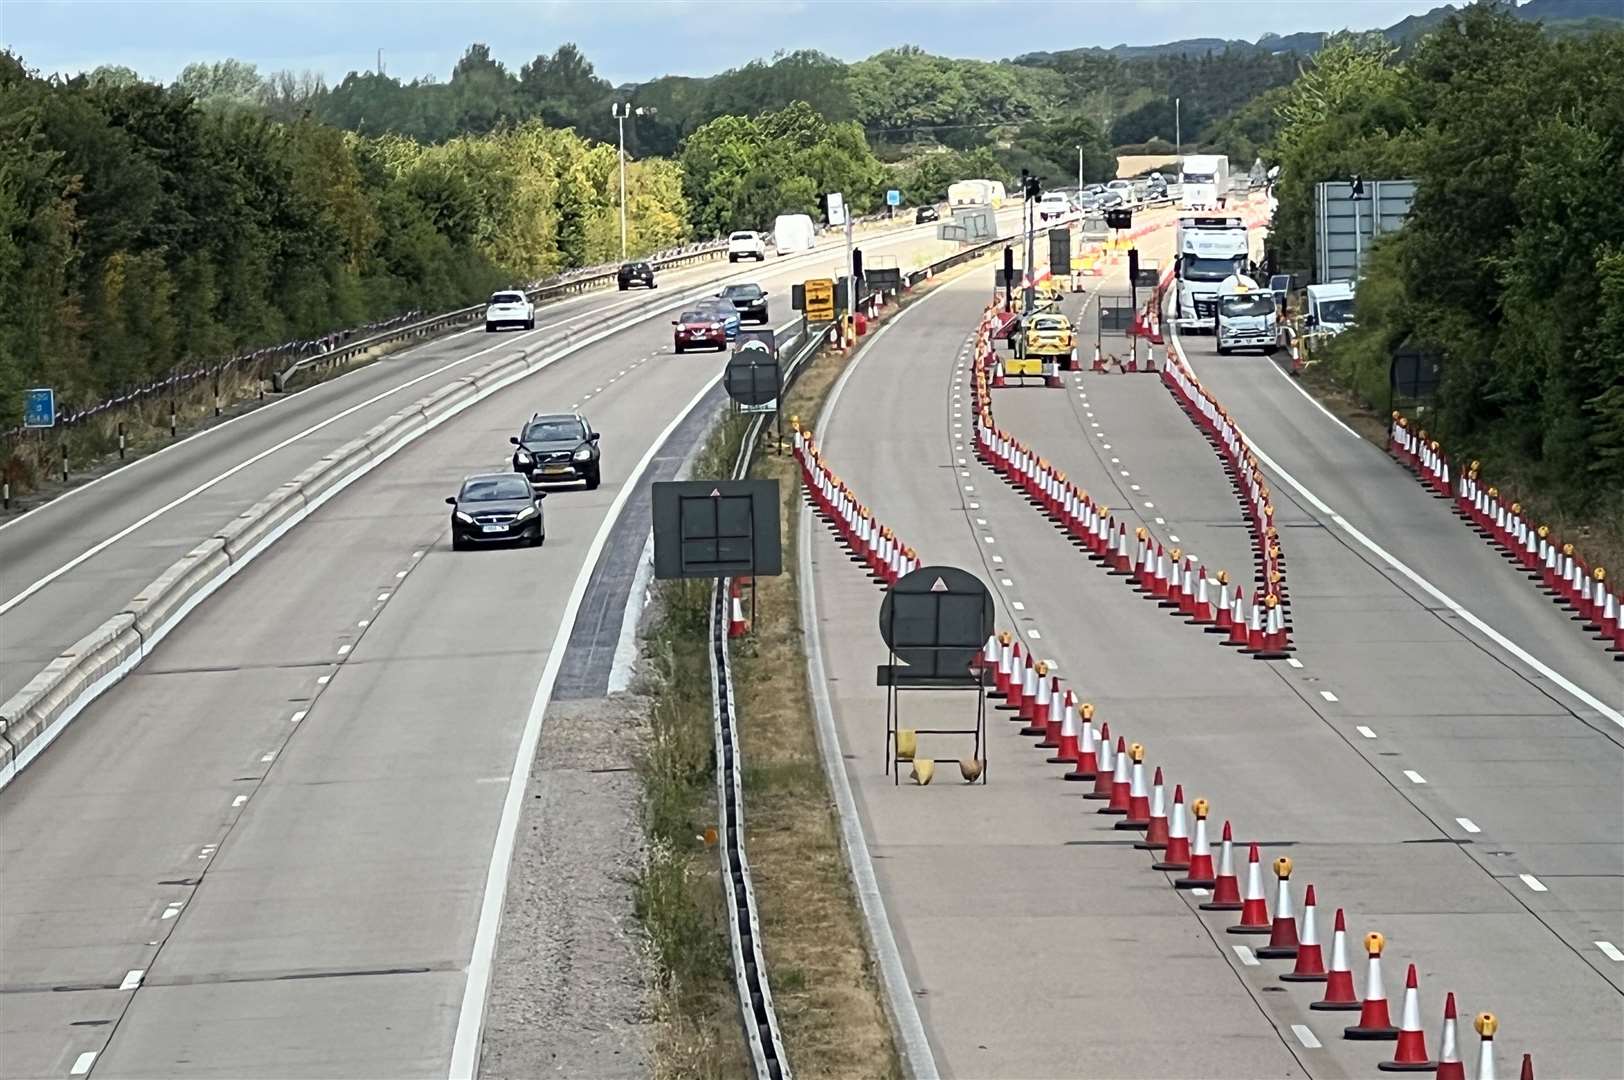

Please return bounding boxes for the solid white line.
[1597,941,1624,962]
[1233,944,1259,966]
[70,1052,97,1075]
[1519,873,1548,893]
[606,529,655,695]
[1169,327,1624,730]
[1319,690,1339,703]
[448,370,726,1079]
[1403,769,1427,785]
[119,968,145,991]
[1457,817,1481,833]
[1261,349,1363,439]
[1292,1024,1322,1049]
[1356,725,1378,739]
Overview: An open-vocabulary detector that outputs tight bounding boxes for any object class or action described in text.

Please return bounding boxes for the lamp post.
[1076,145,1084,194]
[611,102,656,260]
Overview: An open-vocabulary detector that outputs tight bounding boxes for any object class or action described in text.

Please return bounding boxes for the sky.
[1,0,1453,86]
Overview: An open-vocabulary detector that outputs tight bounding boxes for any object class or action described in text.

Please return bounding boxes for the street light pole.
[1175,97,1182,161]
[612,102,629,261]
[1077,145,1083,193]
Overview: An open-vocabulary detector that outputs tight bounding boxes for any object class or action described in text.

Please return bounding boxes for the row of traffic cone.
[982,638,1532,1078]
[1390,413,1622,660]
[1159,345,1292,656]
[792,421,920,588]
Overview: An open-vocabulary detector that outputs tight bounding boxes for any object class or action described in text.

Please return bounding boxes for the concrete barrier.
[126,539,231,649]
[218,486,308,564]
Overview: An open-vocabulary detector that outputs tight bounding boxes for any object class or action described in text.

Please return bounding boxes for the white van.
[772,214,815,256]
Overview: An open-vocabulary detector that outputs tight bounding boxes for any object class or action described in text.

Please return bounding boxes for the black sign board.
[1048,228,1071,275]
[724,350,780,409]
[652,479,782,580]
[865,267,903,292]
[735,327,777,357]
[1390,343,1442,401]
[877,565,994,685]
[1105,207,1133,230]
[1098,294,1137,333]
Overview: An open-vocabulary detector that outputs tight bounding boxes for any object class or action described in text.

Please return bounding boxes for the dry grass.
[1116,154,1179,179]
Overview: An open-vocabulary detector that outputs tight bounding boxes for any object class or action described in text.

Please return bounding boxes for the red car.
[672,309,727,353]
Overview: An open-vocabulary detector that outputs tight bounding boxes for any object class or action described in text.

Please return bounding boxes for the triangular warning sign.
[930,577,949,592]
[709,487,722,497]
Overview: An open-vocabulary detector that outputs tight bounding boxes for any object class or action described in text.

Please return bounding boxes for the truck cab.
[1173,215,1249,330]
[1215,275,1278,355]
[1304,282,1357,336]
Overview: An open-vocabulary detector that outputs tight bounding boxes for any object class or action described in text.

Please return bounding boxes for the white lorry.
[1215,274,1278,354]
[1173,215,1250,329]
[1304,281,1357,336]
[771,214,815,256]
[1179,154,1230,211]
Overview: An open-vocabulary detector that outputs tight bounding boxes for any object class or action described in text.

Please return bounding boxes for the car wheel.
[530,528,545,547]
[728,254,737,263]
[1217,346,1231,356]
[618,281,627,291]
[585,468,601,491]
[485,324,496,333]
[674,343,684,353]
[525,319,535,330]
[453,534,469,551]
[649,281,656,289]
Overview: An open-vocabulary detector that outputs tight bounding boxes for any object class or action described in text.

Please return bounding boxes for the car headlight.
[515,505,537,520]
[515,448,532,464]
[455,511,474,524]
[573,447,593,462]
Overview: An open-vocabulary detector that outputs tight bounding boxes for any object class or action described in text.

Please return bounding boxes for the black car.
[510,412,601,489]
[718,283,769,324]
[447,472,545,550]
[617,261,655,290]
[915,205,939,224]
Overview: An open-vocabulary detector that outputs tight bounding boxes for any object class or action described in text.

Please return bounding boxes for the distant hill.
[1011,0,1621,65]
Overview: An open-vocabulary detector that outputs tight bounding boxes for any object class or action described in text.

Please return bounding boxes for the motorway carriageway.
[799,224,1621,1076]
[0,210,1012,707]
[0,207,1028,1078]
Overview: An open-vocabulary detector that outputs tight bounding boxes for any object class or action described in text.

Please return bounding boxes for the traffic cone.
[1225,587,1250,647]
[1256,856,1300,958]
[992,358,1007,388]
[1116,745,1151,828]
[1311,909,1361,1011]
[1378,964,1436,1071]
[1066,704,1098,781]
[1036,675,1064,747]
[1344,932,1400,1040]
[1472,1013,1498,1080]
[1019,663,1050,733]
[1152,785,1190,868]
[1136,769,1171,849]
[1435,994,1464,1080]
[1084,722,1115,798]
[1200,821,1243,910]
[1227,843,1271,934]
[1518,1054,1532,1080]
[1176,799,1216,887]
[1213,574,1235,635]
[1092,343,1105,372]
[1097,737,1131,815]
[993,638,1016,699]
[1048,690,1080,764]
[972,634,997,673]
[1280,885,1326,982]
[729,591,749,638]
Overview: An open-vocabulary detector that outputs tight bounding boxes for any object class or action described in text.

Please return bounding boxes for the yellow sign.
[804,278,836,322]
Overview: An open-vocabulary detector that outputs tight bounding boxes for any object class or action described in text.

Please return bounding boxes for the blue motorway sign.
[886,189,901,207]
[23,387,56,429]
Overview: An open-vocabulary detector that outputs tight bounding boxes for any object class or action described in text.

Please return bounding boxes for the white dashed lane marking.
[1356,725,1377,739]
[1292,1025,1322,1050]
[1456,817,1480,833]
[1520,874,1548,893]
[1597,941,1624,962]
[1319,690,1338,703]
[1232,945,1259,967]
[1403,769,1427,785]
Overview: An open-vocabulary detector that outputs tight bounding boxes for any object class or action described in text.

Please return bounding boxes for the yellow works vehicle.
[1023,311,1078,370]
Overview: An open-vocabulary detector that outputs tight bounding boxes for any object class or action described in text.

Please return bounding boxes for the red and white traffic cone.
[1311,909,1361,1011]
[1280,885,1326,982]
[1200,821,1243,911]
[1344,932,1400,1040]
[1379,963,1436,1071]
[1037,676,1064,747]
[1434,993,1465,1080]
[1116,744,1151,828]
[1176,799,1216,887]
[1092,343,1105,372]
[1228,843,1271,934]
[1098,738,1132,816]
[1048,690,1081,764]
[1084,723,1116,799]
[1135,769,1170,849]
[1152,785,1190,869]
[729,590,749,638]
[1020,663,1050,733]
[1518,1053,1532,1080]
[1472,1013,1498,1080]
[971,634,997,673]
[993,638,1016,699]
[1255,856,1300,958]
[1066,704,1098,781]
[1225,587,1250,647]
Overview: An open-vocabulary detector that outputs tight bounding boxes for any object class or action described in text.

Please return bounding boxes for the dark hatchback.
[617,261,655,290]
[510,413,601,489]
[447,472,545,550]
[915,205,939,224]
[718,283,769,324]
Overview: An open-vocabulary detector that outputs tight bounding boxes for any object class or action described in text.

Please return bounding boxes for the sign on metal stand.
[876,565,995,784]
[24,388,56,429]
[652,479,782,580]
[802,278,835,322]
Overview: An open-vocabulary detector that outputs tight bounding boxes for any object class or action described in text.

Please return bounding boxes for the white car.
[1107,179,1136,204]
[727,231,767,262]
[485,290,535,332]
[1037,192,1070,222]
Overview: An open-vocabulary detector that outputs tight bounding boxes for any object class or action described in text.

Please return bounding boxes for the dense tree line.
[0,53,689,429]
[1271,9,1624,510]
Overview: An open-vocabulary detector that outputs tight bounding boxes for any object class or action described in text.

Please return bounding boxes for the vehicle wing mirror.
[1304,313,1318,327]
[536,491,548,500]
[589,432,600,442]
[445,496,458,505]
[509,436,520,445]
[671,319,679,325]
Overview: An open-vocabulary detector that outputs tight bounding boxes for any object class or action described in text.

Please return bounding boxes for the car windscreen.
[489,292,526,305]
[524,420,585,442]
[1221,296,1275,317]
[1318,299,1355,324]
[729,232,756,241]
[722,285,762,299]
[679,310,714,324]
[1031,318,1067,332]
[1183,256,1245,282]
[461,477,532,501]
[699,301,735,317]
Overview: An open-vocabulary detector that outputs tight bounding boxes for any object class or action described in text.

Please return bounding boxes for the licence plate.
[482,524,506,534]
[543,465,571,475]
